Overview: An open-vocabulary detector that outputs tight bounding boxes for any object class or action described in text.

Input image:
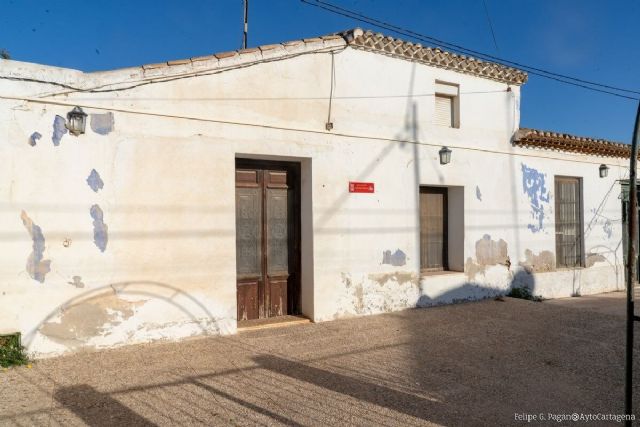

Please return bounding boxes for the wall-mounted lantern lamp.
[599,164,609,178]
[66,106,87,136]
[439,146,452,165]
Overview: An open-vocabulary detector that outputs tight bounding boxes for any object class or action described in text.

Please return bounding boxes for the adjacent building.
[0,28,631,357]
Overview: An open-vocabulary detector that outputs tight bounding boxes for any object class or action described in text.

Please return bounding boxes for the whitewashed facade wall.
[0,43,627,357]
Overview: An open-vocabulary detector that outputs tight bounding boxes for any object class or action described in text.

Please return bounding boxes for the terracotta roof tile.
[190,54,216,63]
[238,47,261,54]
[136,28,526,85]
[215,51,238,60]
[514,128,631,158]
[258,44,280,51]
[167,58,191,66]
[345,29,527,85]
[141,62,167,70]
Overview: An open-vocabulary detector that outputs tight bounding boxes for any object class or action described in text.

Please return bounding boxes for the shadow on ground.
[2,293,639,426]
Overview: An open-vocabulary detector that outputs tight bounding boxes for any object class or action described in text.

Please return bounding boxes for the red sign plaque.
[349,181,375,193]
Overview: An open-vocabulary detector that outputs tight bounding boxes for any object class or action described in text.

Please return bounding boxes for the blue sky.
[1,0,638,142]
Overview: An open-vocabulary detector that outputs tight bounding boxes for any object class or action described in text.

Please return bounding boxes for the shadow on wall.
[24,281,231,355]
[416,269,537,307]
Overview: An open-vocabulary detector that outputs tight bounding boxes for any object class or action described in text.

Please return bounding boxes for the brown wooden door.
[420,187,448,271]
[235,161,299,321]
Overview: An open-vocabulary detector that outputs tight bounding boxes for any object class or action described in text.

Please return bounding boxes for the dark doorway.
[235,159,301,321]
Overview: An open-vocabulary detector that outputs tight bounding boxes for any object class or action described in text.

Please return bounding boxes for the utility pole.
[626,102,640,426]
[242,0,249,49]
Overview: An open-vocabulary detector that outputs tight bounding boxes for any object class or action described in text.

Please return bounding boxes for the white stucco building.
[0,28,632,357]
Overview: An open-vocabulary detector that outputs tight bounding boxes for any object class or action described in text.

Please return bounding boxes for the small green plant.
[507,287,544,302]
[0,333,30,368]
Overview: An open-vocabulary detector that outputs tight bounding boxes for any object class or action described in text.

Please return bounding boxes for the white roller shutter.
[435,95,453,127]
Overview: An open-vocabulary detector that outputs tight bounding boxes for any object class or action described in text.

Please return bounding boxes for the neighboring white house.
[0,28,631,357]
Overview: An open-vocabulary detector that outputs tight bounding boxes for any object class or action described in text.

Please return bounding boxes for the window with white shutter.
[434,81,459,128]
[435,95,454,127]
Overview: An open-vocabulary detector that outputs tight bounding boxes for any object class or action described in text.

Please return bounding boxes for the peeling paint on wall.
[475,185,482,201]
[381,249,406,266]
[586,253,607,268]
[521,163,550,233]
[519,249,555,273]
[20,210,51,283]
[476,234,508,265]
[86,169,104,192]
[39,295,142,346]
[90,205,108,252]
[465,234,509,280]
[368,271,418,287]
[90,112,114,135]
[52,115,67,146]
[28,132,41,146]
[68,276,85,288]
[336,272,420,318]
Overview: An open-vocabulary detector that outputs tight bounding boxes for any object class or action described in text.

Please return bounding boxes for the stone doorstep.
[237,315,311,332]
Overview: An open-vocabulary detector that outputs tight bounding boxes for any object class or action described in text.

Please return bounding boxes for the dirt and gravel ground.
[1,292,638,426]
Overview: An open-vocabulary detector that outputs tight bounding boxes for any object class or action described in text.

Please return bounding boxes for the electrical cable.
[0,46,348,98]
[0,92,627,168]
[300,0,640,99]
[481,0,499,53]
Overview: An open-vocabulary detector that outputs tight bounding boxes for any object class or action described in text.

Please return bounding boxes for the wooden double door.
[235,160,300,321]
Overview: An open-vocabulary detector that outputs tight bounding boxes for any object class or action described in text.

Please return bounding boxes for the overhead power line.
[300,0,640,100]
[0,93,625,167]
[481,0,500,53]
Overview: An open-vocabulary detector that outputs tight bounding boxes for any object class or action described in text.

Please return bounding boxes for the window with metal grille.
[554,177,584,268]
[420,187,448,271]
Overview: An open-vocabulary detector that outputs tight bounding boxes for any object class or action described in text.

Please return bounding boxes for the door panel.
[236,162,299,321]
[267,188,289,275]
[236,187,262,277]
[237,280,259,321]
[235,170,263,321]
[268,278,288,317]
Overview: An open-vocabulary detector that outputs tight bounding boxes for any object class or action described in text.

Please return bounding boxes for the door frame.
[419,186,449,272]
[235,158,302,319]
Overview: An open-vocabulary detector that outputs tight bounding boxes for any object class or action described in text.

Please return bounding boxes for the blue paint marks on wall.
[603,219,613,239]
[521,163,550,233]
[382,249,406,266]
[90,112,114,135]
[20,210,51,283]
[29,132,42,146]
[475,185,482,201]
[90,205,108,252]
[52,115,67,146]
[86,169,104,192]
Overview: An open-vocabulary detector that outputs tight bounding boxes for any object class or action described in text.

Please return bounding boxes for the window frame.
[554,176,585,268]
[434,81,460,129]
